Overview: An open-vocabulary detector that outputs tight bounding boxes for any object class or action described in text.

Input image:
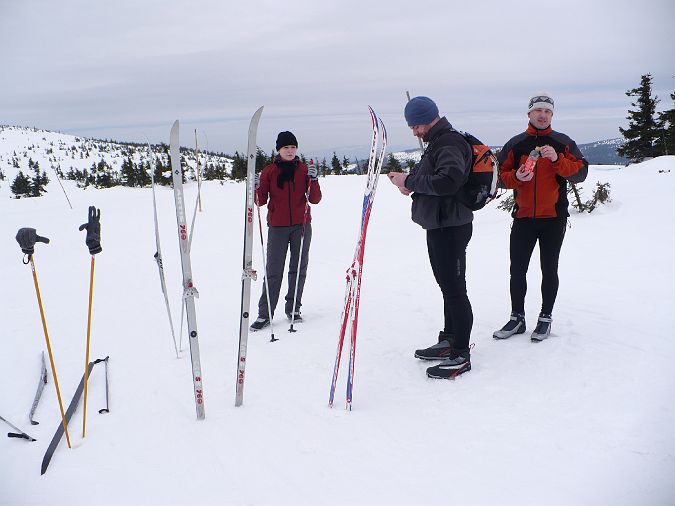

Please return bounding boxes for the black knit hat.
[276,131,298,150]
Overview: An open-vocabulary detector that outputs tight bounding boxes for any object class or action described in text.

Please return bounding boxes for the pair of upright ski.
[329,107,387,410]
[154,114,260,415]
[168,121,205,419]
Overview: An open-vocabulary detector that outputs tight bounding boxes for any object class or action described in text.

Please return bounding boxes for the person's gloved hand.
[515,165,534,182]
[16,228,50,255]
[254,173,261,190]
[79,206,102,255]
[307,163,318,181]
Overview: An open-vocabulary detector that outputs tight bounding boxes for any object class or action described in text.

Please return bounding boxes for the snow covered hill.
[1,129,674,504]
[0,125,233,190]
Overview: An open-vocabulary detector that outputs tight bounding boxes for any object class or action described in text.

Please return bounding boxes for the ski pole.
[78,206,102,438]
[288,164,314,333]
[255,191,277,343]
[0,415,36,442]
[16,227,72,448]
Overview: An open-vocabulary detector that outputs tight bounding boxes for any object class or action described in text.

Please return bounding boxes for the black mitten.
[16,228,50,255]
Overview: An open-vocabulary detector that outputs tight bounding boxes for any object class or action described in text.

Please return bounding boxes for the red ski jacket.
[256,159,322,226]
[498,124,588,218]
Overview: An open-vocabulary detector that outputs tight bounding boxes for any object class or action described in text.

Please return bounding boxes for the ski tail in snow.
[40,357,108,474]
[329,107,387,410]
[29,351,48,425]
[235,106,264,407]
[170,121,205,419]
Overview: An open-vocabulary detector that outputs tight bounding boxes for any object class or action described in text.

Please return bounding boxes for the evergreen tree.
[618,74,661,162]
[30,161,49,196]
[381,153,402,174]
[138,160,152,187]
[331,152,342,175]
[154,145,172,185]
[255,147,268,173]
[231,151,248,181]
[319,158,328,174]
[342,156,350,171]
[10,171,32,198]
[658,91,675,155]
[0,168,5,181]
[120,156,137,187]
[93,159,116,188]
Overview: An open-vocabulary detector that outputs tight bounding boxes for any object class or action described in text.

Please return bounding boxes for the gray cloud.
[1,0,673,158]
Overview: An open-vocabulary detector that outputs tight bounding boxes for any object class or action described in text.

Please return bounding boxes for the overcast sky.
[1,0,673,158]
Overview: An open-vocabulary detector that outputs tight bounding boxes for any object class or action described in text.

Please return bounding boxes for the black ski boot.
[250,317,270,331]
[414,331,454,360]
[493,312,526,339]
[531,313,552,342]
[426,348,471,379]
[286,311,303,323]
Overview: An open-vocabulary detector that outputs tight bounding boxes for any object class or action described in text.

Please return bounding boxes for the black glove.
[16,228,50,255]
[79,206,102,255]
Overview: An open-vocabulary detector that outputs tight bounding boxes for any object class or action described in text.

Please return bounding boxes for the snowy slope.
[1,150,674,505]
[0,125,232,186]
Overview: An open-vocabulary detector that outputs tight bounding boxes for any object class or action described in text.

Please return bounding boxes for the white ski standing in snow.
[235,106,264,407]
[170,120,205,419]
[147,142,180,359]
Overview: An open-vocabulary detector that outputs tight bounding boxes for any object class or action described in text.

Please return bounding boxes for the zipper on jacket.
[287,182,293,225]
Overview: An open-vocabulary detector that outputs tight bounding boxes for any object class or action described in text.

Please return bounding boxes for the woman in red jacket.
[250,131,322,331]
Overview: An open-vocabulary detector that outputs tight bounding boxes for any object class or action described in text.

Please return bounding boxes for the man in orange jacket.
[494,92,588,341]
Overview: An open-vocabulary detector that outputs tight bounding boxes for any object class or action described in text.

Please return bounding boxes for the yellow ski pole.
[16,228,72,449]
[79,206,102,439]
[82,255,95,438]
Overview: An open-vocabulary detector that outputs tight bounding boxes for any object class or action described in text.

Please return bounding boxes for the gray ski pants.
[257,223,312,318]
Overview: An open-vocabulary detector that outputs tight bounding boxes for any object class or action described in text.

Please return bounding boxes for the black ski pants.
[258,223,312,319]
[509,217,567,316]
[426,223,473,351]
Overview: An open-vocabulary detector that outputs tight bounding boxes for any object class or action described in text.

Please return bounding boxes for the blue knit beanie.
[404,96,439,127]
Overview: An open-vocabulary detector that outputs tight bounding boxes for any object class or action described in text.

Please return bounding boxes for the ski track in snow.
[1,143,675,505]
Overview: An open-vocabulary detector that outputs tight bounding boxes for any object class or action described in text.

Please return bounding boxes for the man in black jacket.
[388,96,474,379]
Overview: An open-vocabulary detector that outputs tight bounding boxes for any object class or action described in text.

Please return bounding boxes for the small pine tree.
[120,156,137,187]
[231,151,248,181]
[30,162,49,196]
[255,148,268,174]
[330,152,341,175]
[658,91,675,156]
[381,153,402,174]
[11,171,32,198]
[618,74,661,162]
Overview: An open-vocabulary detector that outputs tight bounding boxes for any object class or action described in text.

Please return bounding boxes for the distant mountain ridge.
[391,137,629,166]
[0,126,629,190]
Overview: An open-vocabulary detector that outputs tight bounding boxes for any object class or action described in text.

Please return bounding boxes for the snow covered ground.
[1,153,674,505]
